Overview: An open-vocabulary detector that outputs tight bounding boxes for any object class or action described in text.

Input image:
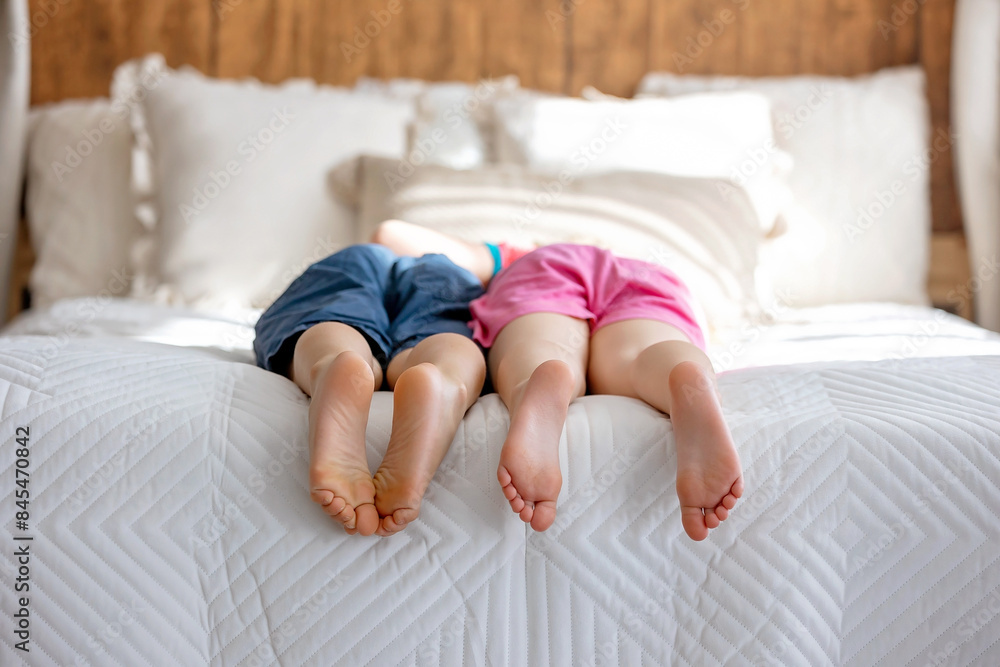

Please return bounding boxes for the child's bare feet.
[308,351,379,536]
[497,359,576,531]
[668,360,743,541]
[372,363,469,536]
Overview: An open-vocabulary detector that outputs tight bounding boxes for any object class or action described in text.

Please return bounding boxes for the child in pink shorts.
[469,244,743,541]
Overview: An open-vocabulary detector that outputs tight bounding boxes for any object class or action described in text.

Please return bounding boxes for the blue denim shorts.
[254,244,485,377]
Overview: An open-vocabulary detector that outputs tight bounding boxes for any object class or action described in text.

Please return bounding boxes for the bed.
[3,0,1000,665]
[2,300,999,665]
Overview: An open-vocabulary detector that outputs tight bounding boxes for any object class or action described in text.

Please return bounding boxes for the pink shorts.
[469,244,706,350]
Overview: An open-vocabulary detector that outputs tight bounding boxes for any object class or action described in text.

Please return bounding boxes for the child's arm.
[371,220,497,285]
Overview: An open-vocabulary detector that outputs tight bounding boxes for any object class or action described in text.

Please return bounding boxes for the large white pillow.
[25,99,140,308]
[352,156,767,338]
[638,66,932,308]
[116,55,413,311]
[354,75,523,170]
[491,92,790,232]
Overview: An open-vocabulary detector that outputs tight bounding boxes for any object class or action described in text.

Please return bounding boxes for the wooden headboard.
[14,0,969,318]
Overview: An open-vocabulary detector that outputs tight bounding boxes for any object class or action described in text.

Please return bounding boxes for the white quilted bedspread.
[2,302,1000,666]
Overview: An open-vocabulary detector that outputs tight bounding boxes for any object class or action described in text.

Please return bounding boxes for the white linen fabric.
[116,55,413,311]
[639,66,933,310]
[0,0,31,323]
[491,92,791,233]
[1,301,999,666]
[952,0,1000,331]
[354,75,523,169]
[353,157,767,335]
[25,100,140,308]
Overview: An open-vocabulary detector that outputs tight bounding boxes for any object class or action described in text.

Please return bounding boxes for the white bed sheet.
[2,299,1000,666]
[5,298,998,369]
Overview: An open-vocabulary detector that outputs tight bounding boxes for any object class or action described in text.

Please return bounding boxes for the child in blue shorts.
[254,243,487,537]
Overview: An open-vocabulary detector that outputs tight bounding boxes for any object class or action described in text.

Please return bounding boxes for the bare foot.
[372,363,469,536]
[308,351,379,536]
[497,360,577,531]
[668,361,743,541]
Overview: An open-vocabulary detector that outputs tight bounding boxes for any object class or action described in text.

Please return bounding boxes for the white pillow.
[491,92,790,232]
[117,55,413,311]
[25,99,140,308]
[353,157,766,338]
[355,75,524,169]
[638,66,932,308]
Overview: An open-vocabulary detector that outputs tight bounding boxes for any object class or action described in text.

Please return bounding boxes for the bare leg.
[489,313,589,531]
[589,319,743,541]
[371,333,486,536]
[290,322,384,536]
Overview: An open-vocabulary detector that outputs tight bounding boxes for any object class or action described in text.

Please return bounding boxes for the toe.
[722,493,738,510]
[326,497,347,516]
[714,505,729,521]
[497,465,512,487]
[339,506,357,530]
[312,489,333,505]
[731,476,745,498]
[705,510,721,529]
[355,503,379,536]
[681,506,709,541]
[379,514,406,535]
[518,502,534,524]
[394,507,419,527]
[510,495,525,513]
[502,484,518,501]
[529,501,557,532]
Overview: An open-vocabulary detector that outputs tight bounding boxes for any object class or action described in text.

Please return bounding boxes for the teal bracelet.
[485,242,503,277]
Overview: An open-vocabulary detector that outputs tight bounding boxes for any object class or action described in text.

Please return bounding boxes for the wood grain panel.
[568,0,649,96]
[737,0,802,75]
[648,1,740,75]
[482,0,567,93]
[364,0,482,82]
[920,0,962,233]
[213,0,317,83]
[929,231,972,319]
[826,0,885,74]
[6,219,33,323]
[28,0,212,103]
